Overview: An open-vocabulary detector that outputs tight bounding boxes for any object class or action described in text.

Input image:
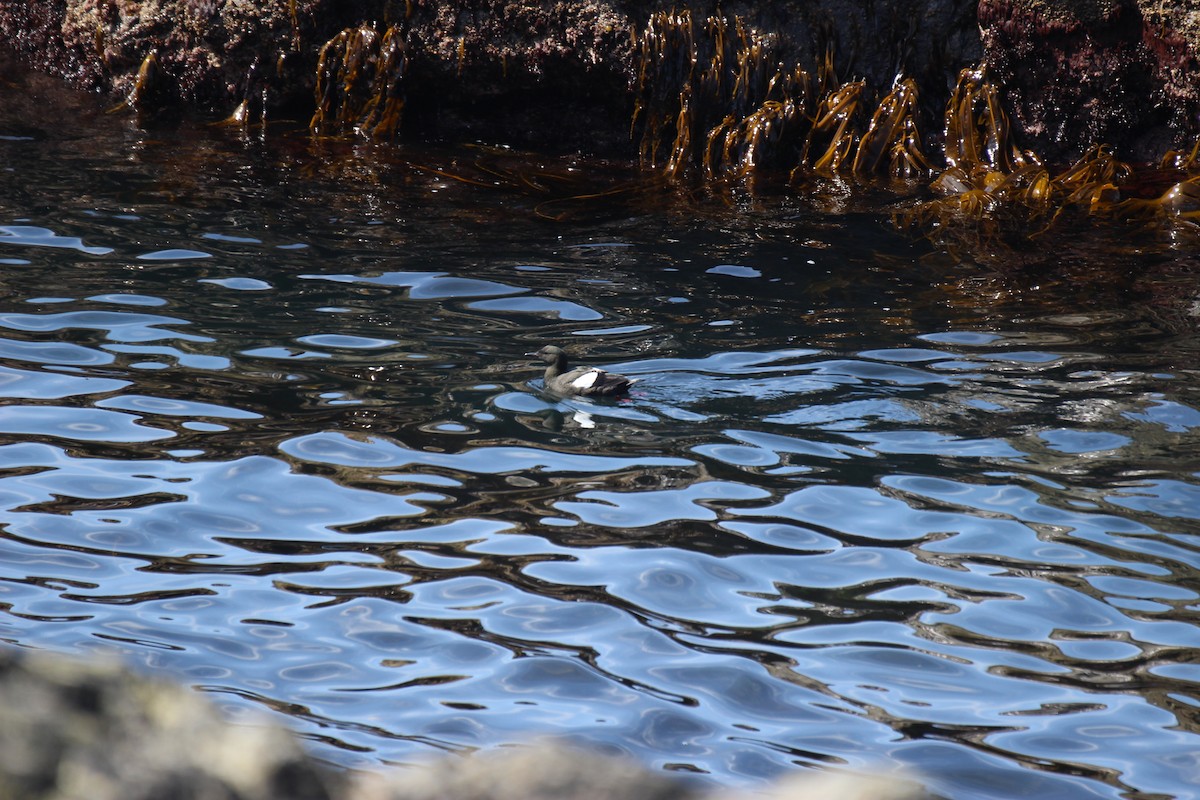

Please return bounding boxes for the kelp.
[630,17,1200,243]
[705,66,812,179]
[631,10,697,170]
[892,67,1200,240]
[128,51,163,115]
[632,13,931,184]
[1159,177,1200,224]
[109,50,168,118]
[853,78,932,180]
[310,24,407,141]
[289,11,1200,244]
[803,80,864,175]
[633,11,790,178]
[220,50,305,130]
[1128,141,1200,226]
[942,67,1028,174]
[896,66,1054,233]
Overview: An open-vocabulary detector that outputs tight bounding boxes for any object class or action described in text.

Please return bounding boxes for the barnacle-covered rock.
[978,0,1200,164]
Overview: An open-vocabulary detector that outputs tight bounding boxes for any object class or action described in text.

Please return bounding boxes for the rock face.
[0,648,925,800]
[977,0,1200,162]
[0,1,1196,161]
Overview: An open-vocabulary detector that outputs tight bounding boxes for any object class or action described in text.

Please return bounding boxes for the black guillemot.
[529,345,638,397]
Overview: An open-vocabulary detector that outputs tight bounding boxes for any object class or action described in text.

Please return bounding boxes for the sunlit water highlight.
[1,65,1198,800]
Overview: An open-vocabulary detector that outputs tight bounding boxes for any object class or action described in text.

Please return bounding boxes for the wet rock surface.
[978,0,1200,163]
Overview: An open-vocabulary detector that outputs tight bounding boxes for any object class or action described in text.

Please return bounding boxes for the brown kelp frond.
[1161,138,1200,171]
[898,149,1103,234]
[634,14,939,186]
[943,67,1027,175]
[1159,177,1200,224]
[799,75,935,182]
[629,13,1200,246]
[705,65,815,179]
[1055,145,1129,195]
[310,25,406,141]
[713,100,802,179]
[634,12,802,178]
[359,25,407,141]
[632,10,698,168]
[805,80,867,176]
[1113,138,1200,230]
[294,11,1200,242]
[110,50,168,117]
[899,71,1146,237]
[853,78,928,179]
[1043,145,1129,228]
[129,50,163,114]
[311,27,375,133]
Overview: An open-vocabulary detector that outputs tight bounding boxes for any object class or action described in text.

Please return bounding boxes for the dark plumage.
[529,345,638,397]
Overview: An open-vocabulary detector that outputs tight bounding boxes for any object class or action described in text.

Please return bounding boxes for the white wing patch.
[571,369,603,389]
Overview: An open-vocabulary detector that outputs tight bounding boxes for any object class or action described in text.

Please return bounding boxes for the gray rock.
[350,741,694,800]
[0,649,336,800]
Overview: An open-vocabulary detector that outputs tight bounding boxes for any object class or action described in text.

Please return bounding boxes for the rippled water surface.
[2,64,1199,799]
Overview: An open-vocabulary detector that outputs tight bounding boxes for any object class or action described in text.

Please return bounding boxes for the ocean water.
[1,62,1199,799]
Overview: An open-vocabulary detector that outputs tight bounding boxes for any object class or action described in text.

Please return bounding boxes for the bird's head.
[528,345,566,364]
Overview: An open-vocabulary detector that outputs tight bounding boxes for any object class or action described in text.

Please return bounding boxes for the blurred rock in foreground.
[0,649,336,800]
[0,648,925,800]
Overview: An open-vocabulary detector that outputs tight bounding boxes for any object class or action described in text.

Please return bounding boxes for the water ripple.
[280,431,693,476]
[0,224,112,255]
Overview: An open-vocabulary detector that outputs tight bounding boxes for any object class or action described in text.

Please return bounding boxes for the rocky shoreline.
[0,1,1196,163]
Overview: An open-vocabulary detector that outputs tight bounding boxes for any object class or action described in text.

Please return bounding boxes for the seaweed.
[630,16,1200,244]
[290,10,1200,245]
[803,79,865,176]
[310,24,406,141]
[109,50,170,119]
[853,78,932,180]
[632,13,931,185]
[633,11,807,179]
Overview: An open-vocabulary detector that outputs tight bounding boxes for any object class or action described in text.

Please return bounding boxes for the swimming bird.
[529,345,638,397]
